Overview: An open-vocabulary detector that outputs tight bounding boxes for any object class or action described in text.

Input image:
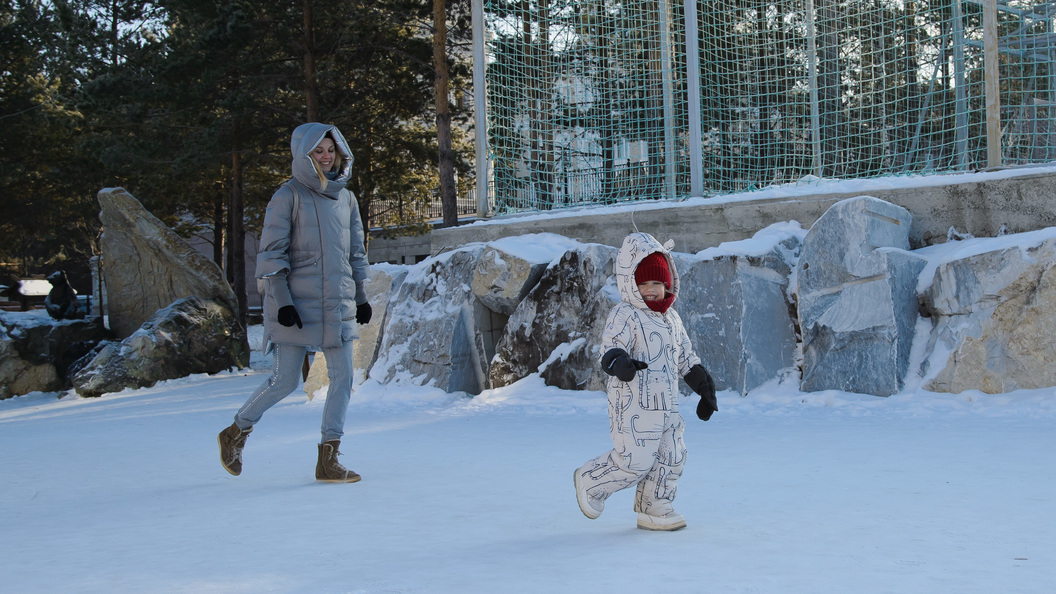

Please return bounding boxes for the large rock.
[98,187,239,339]
[471,234,581,315]
[488,244,618,392]
[677,223,803,395]
[356,265,407,376]
[796,196,926,396]
[470,233,587,374]
[370,246,489,394]
[71,296,248,398]
[303,264,408,396]
[0,312,108,399]
[920,233,1056,393]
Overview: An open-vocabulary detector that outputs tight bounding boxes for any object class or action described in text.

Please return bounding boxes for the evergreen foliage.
[0,0,473,295]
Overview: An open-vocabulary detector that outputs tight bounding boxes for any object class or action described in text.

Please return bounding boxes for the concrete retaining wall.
[368,233,432,265]
[431,168,1056,254]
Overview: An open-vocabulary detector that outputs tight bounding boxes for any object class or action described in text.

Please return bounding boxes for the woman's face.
[311,138,336,172]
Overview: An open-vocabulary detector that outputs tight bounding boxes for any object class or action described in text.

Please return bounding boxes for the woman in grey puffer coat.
[218,122,371,483]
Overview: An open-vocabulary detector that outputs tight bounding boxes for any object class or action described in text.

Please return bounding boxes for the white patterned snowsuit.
[577,233,701,517]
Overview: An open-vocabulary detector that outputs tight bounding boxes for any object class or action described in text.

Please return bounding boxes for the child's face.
[637,280,667,301]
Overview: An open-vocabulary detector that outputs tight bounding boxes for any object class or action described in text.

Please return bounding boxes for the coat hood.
[614,232,679,310]
[290,122,354,198]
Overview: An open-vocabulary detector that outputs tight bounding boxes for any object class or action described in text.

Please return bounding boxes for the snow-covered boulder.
[677,223,804,395]
[488,244,617,392]
[796,196,926,396]
[304,264,408,396]
[71,296,248,398]
[472,237,554,315]
[369,245,489,394]
[471,234,591,366]
[919,232,1056,393]
[0,312,108,399]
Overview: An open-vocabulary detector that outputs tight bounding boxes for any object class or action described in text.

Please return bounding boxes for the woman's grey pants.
[234,341,355,443]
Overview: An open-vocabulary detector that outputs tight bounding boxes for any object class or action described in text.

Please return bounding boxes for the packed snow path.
[2,344,1054,592]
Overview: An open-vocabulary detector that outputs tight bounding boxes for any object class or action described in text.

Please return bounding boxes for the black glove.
[277,305,302,328]
[356,302,372,325]
[685,364,717,421]
[601,348,649,382]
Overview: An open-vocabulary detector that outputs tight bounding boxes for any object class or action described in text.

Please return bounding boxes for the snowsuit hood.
[614,232,680,311]
[290,122,354,198]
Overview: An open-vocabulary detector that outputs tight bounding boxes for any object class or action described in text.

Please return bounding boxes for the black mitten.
[601,348,649,382]
[277,305,303,328]
[356,302,373,325]
[685,364,717,421]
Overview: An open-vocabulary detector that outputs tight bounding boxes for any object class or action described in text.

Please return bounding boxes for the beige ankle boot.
[315,440,361,483]
[217,423,252,476]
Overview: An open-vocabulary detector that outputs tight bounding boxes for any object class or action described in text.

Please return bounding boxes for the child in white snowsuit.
[574,232,717,531]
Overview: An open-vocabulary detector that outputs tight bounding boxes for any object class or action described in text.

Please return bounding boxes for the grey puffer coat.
[256,122,369,351]
[600,232,701,412]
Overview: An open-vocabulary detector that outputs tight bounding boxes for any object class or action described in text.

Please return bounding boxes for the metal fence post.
[685,0,704,198]
[472,0,491,217]
[983,0,1002,168]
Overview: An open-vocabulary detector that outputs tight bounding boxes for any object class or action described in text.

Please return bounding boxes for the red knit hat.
[634,252,671,289]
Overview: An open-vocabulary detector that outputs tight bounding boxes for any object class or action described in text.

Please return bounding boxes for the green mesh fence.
[480,0,1056,215]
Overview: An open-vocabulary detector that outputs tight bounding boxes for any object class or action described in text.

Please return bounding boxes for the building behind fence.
[471,0,1056,216]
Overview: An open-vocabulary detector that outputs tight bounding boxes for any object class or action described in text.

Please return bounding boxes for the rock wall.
[9,191,1047,401]
[355,196,1056,398]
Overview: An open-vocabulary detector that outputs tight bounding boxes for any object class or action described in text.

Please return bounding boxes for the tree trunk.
[213,181,225,267]
[349,127,373,244]
[303,0,319,122]
[433,0,458,227]
[228,149,247,330]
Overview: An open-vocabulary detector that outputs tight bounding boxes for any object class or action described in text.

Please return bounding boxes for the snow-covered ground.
[1,322,1054,593]
[4,167,1056,592]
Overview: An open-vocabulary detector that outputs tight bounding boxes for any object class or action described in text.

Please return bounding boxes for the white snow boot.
[574,468,604,519]
[636,511,687,531]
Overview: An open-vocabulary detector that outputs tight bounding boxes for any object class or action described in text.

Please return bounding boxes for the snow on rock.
[0,312,108,399]
[677,223,804,395]
[471,233,579,316]
[70,296,248,398]
[796,196,926,396]
[370,245,489,394]
[488,243,618,392]
[919,235,1056,393]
